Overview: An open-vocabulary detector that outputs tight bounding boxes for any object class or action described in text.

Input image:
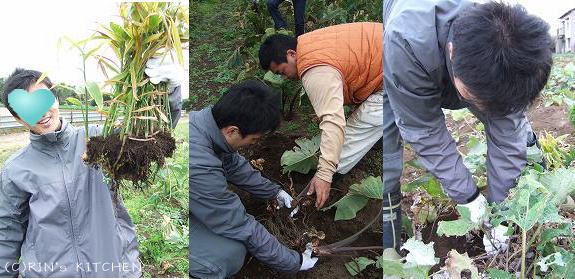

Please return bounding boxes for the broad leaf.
[377,249,404,277]
[349,176,383,199]
[539,168,575,205]
[501,171,551,231]
[443,250,479,279]
[324,194,368,221]
[401,238,438,267]
[537,252,565,272]
[281,135,320,174]
[436,206,477,237]
[345,257,376,276]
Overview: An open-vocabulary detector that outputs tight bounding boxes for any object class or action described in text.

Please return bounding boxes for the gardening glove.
[300,243,319,271]
[145,56,184,91]
[276,190,294,209]
[458,192,488,224]
[483,224,509,254]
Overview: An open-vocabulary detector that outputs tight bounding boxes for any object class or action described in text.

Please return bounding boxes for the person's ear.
[287,49,296,58]
[222,126,240,137]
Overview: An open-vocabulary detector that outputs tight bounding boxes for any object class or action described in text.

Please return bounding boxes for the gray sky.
[0,0,189,98]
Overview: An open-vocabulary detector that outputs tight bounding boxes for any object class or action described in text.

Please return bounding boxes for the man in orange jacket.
[258,22,383,209]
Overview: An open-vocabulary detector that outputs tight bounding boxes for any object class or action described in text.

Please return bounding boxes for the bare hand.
[307,175,331,209]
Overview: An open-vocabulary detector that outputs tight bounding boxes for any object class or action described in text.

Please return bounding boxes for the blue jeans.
[267,0,306,36]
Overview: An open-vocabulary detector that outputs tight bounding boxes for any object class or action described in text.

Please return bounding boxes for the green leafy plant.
[83,3,188,186]
[280,135,321,174]
[323,176,382,221]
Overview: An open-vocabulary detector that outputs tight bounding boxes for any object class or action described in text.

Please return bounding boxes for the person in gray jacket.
[0,64,182,277]
[383,0,551,254]
[189,80,318,278]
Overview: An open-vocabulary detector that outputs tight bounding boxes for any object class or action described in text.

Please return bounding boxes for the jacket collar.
[29,117,73,154]
[200,107,234,154]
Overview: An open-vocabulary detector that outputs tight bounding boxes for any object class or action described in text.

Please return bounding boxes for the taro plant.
[83,3,189,187]
[323,176,382,221]
[280,135,321,174]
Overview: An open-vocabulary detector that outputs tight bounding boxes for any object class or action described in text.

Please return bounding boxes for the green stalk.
[521,229,527,279]
[81,52,89,138]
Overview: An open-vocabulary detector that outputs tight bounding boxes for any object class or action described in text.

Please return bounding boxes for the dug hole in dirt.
[85,131,176,189]
[232,133,383,279]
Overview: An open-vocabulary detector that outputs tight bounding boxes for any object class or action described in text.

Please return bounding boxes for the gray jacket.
[384,0,530,203]
[0,86,181,277]
[189,108,301,274]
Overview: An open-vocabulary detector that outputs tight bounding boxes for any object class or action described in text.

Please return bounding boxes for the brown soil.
[85,131,176,187]
[233,133,382,279]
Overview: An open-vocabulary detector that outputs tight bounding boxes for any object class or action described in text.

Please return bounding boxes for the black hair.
[2,68,56,119]
[212,80,281,136]
[451,1,552,116]
[258,34,298,70]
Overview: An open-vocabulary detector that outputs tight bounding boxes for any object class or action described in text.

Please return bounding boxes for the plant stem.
[521,229,527,279]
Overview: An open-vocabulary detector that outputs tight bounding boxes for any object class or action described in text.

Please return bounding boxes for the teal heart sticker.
[8,89,56,126]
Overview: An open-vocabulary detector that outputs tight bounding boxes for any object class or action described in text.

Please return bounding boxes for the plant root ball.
[85,131,176,188]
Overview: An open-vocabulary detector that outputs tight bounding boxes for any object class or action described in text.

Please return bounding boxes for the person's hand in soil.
[307,175,331,209]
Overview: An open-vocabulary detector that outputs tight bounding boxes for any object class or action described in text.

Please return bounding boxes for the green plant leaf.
[402,238,439,267]
[280,135,320,174]
[345,257,376,276]
[501,171,551,231]
[537,252,565,272]
[324,194,368,221]
[86,82,103,109]
[263,71,285,86]
[66,97,83,107]
[402,173,446,198]
[539,167,575,205]
[436,206,477,237]
[443,250,479,279]
[349,176,383,199]
[486,269,514,279]
[377,248,405,277]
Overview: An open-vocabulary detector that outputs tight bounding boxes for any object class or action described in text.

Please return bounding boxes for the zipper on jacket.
[58,152,84,277]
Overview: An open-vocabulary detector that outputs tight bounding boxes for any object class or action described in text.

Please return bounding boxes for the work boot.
[382,192,402,251]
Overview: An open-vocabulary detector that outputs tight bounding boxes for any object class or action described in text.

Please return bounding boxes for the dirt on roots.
[85,131,176,188]
[233,133,382,279]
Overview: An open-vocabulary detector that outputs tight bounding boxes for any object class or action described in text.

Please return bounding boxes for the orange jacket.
[296,22,384,105]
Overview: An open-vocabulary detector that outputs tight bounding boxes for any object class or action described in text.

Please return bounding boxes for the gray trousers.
[189,215,247,279]
[382,89,536,204]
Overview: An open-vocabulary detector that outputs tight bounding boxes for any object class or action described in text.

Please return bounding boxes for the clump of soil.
[233,133,382,279]
[85,131,176,187]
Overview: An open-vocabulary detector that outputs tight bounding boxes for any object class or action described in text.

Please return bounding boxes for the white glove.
[145,56,184,90]
[483,224,509,254]
[276,190,294,209]
[458,193,488,224]
[300,243,319,271]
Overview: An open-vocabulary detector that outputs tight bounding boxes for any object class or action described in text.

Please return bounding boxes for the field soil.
[233,131,382,279]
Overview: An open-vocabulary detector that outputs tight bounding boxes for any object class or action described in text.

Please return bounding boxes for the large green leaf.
[345,257,376,276]
[539,168,575,205]
[501,171,551,231]
[86,82,103,109]
[402,238,439,267]
[324,194,368,221]
[349,176,383,199]
[280,135,320,174]
[436,206,477,237]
